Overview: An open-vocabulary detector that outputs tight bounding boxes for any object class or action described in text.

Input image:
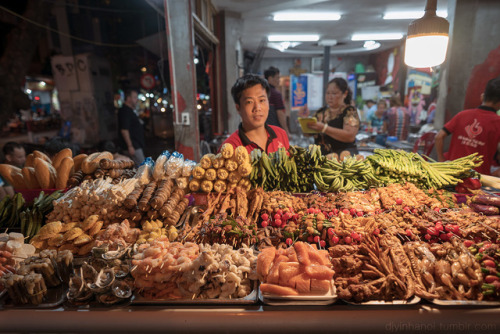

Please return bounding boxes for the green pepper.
[482,267,490,274]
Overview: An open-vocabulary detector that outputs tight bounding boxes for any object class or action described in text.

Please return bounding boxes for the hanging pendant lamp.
[404,0,450,68]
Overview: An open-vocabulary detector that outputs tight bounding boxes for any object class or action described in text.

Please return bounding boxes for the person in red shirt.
[435,77,500,175]
[221,74,290,154]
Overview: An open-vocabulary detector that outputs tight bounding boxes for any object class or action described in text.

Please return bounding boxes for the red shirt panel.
[443,107,500,175]
[222,124,290,155]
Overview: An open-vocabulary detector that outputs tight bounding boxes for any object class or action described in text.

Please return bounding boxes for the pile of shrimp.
[131,238,258,300]
[94,220,140,250]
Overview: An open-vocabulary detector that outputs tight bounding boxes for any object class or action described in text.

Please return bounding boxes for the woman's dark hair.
[328,77,352,105]
[231,74,270,105]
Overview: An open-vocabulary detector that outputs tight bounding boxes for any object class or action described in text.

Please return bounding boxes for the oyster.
[80,263,98,284]
[111,280,133,299]
[112,264,130,278]
[96,268,115,288]
[96,292,121,305]
[88,268,114,293]
[91,245,109,259]
[67,275,92,302]
[102,246,130,260]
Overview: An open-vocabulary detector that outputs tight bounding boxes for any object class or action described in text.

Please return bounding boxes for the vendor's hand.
[308,122,325,132]
[128,145,135,157]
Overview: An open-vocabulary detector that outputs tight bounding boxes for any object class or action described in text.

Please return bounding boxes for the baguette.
[25,153,35,168]
[56,156,74,189]
[81,151,113,174]
[11,168,27,189]
[52,148,72,170]
[0,164,26,189]
[33,150,52,164]
[22,167,40,189]
[34,158,52,189]
[73,154,88,173]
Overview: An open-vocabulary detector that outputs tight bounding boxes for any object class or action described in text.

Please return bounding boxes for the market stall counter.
[1,146,500,334]
[0,304,499,333]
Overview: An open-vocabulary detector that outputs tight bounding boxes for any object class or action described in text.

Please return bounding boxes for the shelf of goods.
[0,146,499,332]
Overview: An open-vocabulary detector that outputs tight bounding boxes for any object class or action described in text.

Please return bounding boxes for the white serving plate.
[259,281,338,306]
[343,295,421,305]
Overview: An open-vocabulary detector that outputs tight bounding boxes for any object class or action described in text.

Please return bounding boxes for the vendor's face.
[236,84,269,131]
[325,82,347,108]
[267,73,280,87]
[7,147,26,168]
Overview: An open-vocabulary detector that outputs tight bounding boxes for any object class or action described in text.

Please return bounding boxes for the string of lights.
[0,5,139,48]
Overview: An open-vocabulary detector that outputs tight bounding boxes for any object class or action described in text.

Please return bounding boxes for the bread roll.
[56,156,74,189]
[22,167,40,189]
[73,154,87,172]
[52,148,72,170]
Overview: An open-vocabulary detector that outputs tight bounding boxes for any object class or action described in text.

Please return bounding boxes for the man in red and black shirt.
[435,77,500,175]
[221,74,289,154]
[264,66,289,135]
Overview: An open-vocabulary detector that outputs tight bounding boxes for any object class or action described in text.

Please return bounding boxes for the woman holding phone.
[307,77,360,156]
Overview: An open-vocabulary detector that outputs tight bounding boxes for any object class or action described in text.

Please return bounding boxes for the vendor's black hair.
[3,141,24,156]
[231,74,270,105]
[483,77,500,104]
[327,77,352,105]
[264,66,280,80]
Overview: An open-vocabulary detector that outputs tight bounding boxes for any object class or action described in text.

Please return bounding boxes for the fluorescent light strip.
[273,12,341,21]
[383,10,448,20]
[351,33,403,41]
[268,34,320,42]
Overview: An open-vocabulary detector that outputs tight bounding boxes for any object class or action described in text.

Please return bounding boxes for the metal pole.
[322,46,331,105]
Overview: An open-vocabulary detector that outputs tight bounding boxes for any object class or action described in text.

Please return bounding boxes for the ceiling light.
[273,12,341,21]
[268,34,319,42]
[404,0,450,68]
[363,41,381,50]
[384,10,447,20]
[351,33,403,41]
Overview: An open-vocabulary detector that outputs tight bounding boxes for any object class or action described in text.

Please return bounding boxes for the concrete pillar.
[164,0,200,160]
[435,0,500,131]
[214,11,243,134]
[53,0,73,55]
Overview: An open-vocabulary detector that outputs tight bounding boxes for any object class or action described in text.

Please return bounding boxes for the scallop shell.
[63,227,84,242]
[80,215,99,231]
[38,221,62,240]
[73,233,92,246]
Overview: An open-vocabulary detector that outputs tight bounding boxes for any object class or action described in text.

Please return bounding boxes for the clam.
[112,264,130,279]
[111,280,133,299]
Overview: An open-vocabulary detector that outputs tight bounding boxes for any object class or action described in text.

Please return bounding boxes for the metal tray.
[131,282,258,305]
[429,299,500,307]
[259,282,338,306]
[343,296,421,306]
[1,284,67,309]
